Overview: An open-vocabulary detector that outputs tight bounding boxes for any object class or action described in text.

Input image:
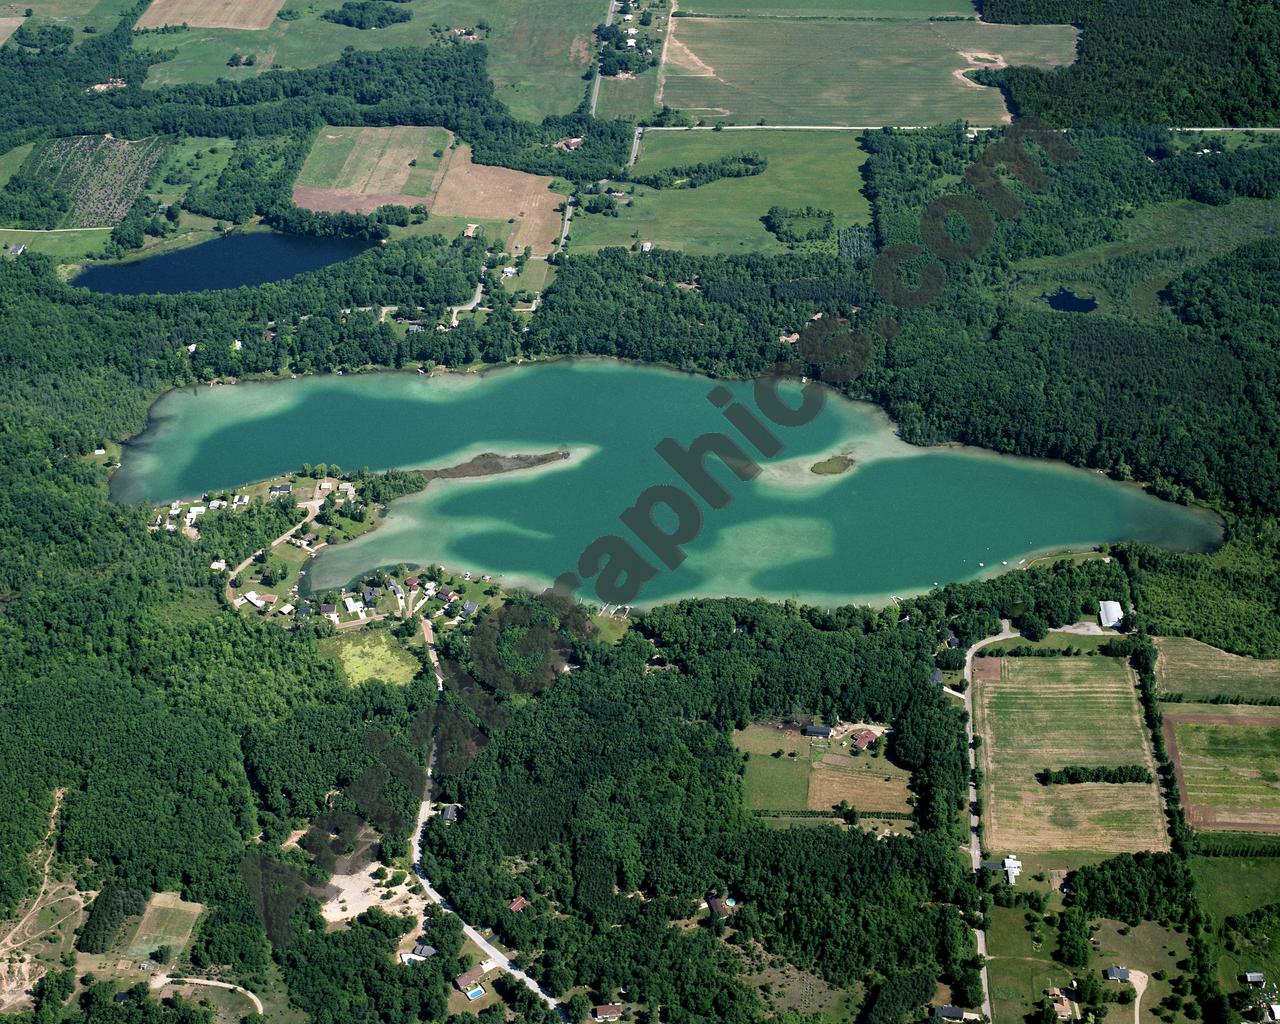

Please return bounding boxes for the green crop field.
[14,0,137,43]
[974,654,1168,856]
[319,629,420,686]
[660,16,1077,126]
[1169,710,1280,831]
[295,125,450,194]
[568,129,868,254]
[136,0,601,122]
[1154,636,1280,703]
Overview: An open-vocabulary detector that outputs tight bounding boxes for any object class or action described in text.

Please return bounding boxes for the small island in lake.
[810,453,856,476]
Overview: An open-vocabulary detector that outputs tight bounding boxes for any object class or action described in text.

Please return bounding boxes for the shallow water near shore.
[113,360,1222,607]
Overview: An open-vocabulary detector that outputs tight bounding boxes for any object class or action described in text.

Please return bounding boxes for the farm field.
[1012,196,1280,317]
[296,134,564,255]
[1191,857,1280,922]
[294,126,451,210]
[733,722,911,821]
[123,891,204,960]
[136,0,283,30]
[659,16,1078,126]
[0,16,20,42]
[318,629,420,686]
[568,129,868,254]
[595,70,660,121]
[135,0,600,121]
[677,0,976,15]
[22,135,169,227]
[1154,636,1280,703]
[1165,704,1280,833]
[974,654,1168,856]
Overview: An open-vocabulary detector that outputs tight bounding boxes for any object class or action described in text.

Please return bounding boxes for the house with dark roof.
[852,729,877,751]
[442,805,460,823]
[454,965,487,991]
[1104,966,1130,982]
[933,1006,963,1020]
[803,724,831,738]
[462,600,478,617]
[269,482,293,495]
[412,944,437,958]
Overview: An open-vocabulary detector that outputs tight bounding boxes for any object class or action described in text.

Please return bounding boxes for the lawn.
[1167,707,1280,832]
[595,70,660,121]
[568,129,869,255]
[984,905,1069,1024]
[974,655,1169,856]
[319,629,420,686]
[135,0,601,122]
[978,632,1113,654]
[659,16,1077,126]
[1154,636,1280,703]
[735,724,810,812]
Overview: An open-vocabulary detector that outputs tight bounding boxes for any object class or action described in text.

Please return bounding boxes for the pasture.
[568,129,869,255]
[318,629,420,686]
[123,892,204,960]
[1165,705,1280,833]
[974,655,1168,855]
[1154,636,1280,703]
[23,134,169,227]
[136,0,599,121]
[293,126,451,211]
[136,0,282,30]
[659,16,1077,125]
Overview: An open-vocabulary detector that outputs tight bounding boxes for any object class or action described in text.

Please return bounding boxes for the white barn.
[1099,600,1124,629]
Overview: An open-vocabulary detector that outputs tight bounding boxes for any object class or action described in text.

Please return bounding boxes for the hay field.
[430,144,564,255]
[975,656,1168,855]
[679,0,975,14]
[568,129,868,254]
[123,892,204,959]
[136,0,282,30]
[293,126,451,212]
[1154,636,1280,703]
[807,753,911,816]
[660,16,1078,125]
[1165,705,1280,833]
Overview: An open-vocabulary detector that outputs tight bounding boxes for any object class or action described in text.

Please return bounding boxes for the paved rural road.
[962,620,1019,1024]
[587,0,617,116]
[449,279,485,326]
[152,976,263,1015]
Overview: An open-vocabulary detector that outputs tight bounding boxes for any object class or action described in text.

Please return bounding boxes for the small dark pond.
[1043,287,1099,313]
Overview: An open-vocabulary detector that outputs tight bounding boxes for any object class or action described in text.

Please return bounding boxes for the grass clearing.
[293,126,451,212]
[568,129,868,254]
[0,143,33,186]
[660,16,1077,126]
[136,0,599,121]
[595,70,660,121]
[1154,636,1280,703]
[975,655,1168,856]
[1191,857,1280,923]
[319,628,420,686]
[123,892,204,960]
[1165,705,1280,832]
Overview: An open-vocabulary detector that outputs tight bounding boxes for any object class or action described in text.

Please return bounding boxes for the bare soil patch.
[0,17,21,43]
[430,144,565,255]
[136,0,283,30]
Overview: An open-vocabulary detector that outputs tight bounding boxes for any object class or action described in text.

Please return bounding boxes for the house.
[1099,600,1124,629]
[501,266,517,278]
[7,243,27,256]
[1001,856,1023,885]
[803,724,831,738]
[243,591,266,610]
[508,896,530,913]
[405,577,420,589]
[318,480,333,492]
[1104,967,1130,982]
[442,804,460,823]
[259,593,278,606]
[442,589,459,603]
[269,482,293,496]
[595,1006,624,1022]
[626,37,636,46]
[707,894,737,918]
[344,596,363,614]
[233,494,250,506]
[464,223,480,237]
[320,603,337,615]
[454,965,487,991]
[932,668,944,685]
[851,729,876,751]
[113,992,132,1004]
[945,628,960,648]
[933,1007,964,1021]
[363,588,378,606]
[413,944,437,958]
[462,600,479,617]
[389,583,405,598]
[210,559,227,571]
[1245,973,1266,986]
[640,241,653,252]
[1048,988,1072,1020]
[278,603,294,616]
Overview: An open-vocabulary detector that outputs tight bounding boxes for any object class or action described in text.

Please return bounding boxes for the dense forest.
[977,0,1280,126]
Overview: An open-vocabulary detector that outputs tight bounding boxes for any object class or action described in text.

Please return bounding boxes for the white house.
[1099,600,1124,629]
[1002,856,1023,885]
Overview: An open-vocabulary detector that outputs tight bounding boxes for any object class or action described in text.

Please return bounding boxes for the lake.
[73,231,371,295]
[113,361,1222,607]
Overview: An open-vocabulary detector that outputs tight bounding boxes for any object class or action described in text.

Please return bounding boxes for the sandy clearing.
[136,0,283,30]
